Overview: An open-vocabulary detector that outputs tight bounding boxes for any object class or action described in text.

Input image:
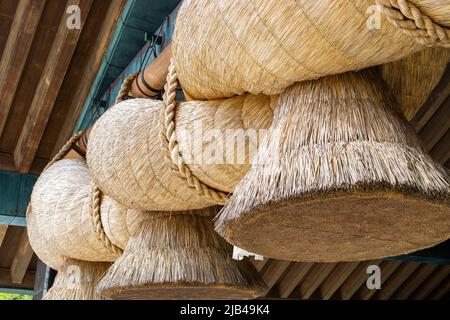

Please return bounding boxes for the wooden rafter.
[260,260,291,294]
[0,0,46,137]
[14,0,93,173]
[52,0,127,156]
[10,229,34,283]
[338,259,382,299]
[295,263,337,299]
[0,224,8,248]
[319,261,360,300]
[356,260,401,300]
[276,262,313,298]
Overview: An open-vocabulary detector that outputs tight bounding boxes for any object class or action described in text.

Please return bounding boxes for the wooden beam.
[356,260,401,300]
[391,264,439,300]
[14,0,93,173]
[275,262,313,298]
[260,260,291,294]
[0,268,35,289]
[418,95,450,152]
[430,129,450,165]
[0,224,8,248]
[319,262,360,300]
[412,65,450,132]
[10,229,34,283]
[52,0,127,156]
[251,258,270,273]
[0,0,46,137]
[0,152,47,175]
[338,259,382,300]
[427,275,450,300]
[375,262,420,300]
[409,265,450,300]
[295,263,337,299]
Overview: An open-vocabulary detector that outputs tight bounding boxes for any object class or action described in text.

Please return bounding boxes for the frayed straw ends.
[97,208,266,300]
[215,69,450,262]
[43,259,111,300]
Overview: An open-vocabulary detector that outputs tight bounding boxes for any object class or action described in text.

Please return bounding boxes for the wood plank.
[375,262,420,300]
[409,265,450,300]
[0,152,47,175]
[418,95,450,152]
[356,260,402,300]
[430,129,450,165]
[319,262,360,300]
[260,260,291,294]
[10,229,34,283]
[251,258,270,273]
[52,0,127,156]
[14,0,93,173]
[295,263,337,299]
[412,65,450,132]
[0,224,8,248]
[0,268,35,289]
[338,260,382,300]
[391,264,438,300]
[0,0,46,137]
[277,262,314,298]
[427,275,450,300]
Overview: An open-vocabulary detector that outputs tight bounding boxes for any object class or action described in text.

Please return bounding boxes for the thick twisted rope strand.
[377,0,450,47]
[44,131,85,172]
[115,72,139,104]
[161,59,229,205]
[90,184,123,257]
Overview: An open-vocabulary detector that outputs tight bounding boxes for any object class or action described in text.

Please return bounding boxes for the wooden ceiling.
[0,0,126,293]
[0,0,126,175]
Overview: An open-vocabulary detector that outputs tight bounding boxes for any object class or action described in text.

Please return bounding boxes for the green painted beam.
[0,171,37,227]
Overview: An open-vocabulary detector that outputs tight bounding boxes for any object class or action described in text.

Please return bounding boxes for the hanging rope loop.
[160,59,230,205]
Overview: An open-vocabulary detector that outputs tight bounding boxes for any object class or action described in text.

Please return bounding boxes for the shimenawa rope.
[161,59,229,205]
[377,0,450,47]
[116,72,139,104]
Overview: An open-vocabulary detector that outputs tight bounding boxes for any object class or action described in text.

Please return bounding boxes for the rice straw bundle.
[215,68,450,262]
[28,159,136,263]
[43,259,111,300]
[382,47,450,120]
[97,207,267,300]
[172,0,450,100]
[87,94,275,210]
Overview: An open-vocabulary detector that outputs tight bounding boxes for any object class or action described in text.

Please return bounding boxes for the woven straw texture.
[43,259,111,300]
[28,159,136,264]
[87,95,275,211]
[97,207,267,300]
[171,0,442,100]
[382,47,450,120]
[216,68,450,262]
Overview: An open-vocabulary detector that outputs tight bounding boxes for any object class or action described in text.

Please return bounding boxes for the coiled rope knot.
[377,0,450,47]
[160,59,230,205]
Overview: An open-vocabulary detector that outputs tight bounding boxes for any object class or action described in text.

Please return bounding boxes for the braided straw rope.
[91,184,124,257]
[85,73,138,257]
[161,59,229,205]
[44,131,84,172]
[115,72,139,104]
[377,0,450,47]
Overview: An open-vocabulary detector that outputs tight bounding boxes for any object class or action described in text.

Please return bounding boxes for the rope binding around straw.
[90,184,124,257]
[115,72,139,104]
[377,0,450,47]
[161,59,230,205]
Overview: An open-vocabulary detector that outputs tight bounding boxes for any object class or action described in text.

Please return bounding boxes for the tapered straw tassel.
[43,259,111,300]
[382,47,450,120]
[97,207,267,300]
[215,68,450,262]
